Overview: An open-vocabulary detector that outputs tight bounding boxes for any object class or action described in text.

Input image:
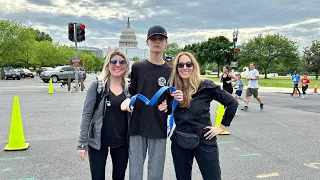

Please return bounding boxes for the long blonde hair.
[98,48,129,91]
[169,52,202,108]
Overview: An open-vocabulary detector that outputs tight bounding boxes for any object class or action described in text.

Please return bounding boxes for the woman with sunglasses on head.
[77,48,133,180]
[168,52,238,180]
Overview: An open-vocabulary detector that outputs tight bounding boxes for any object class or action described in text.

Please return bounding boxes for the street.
[0,74,319,180]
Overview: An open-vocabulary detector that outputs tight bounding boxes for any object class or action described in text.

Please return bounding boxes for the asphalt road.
[0,75,319,180]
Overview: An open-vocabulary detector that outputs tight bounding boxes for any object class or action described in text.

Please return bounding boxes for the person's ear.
[146,40,149,46]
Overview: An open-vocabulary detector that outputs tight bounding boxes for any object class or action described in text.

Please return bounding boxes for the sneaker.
[260,103,264,110]
[241,106,248,111]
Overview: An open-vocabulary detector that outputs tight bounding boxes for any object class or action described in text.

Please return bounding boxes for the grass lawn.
[201,75,320,88]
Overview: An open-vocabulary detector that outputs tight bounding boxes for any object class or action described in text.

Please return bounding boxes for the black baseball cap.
[147,25,168,40]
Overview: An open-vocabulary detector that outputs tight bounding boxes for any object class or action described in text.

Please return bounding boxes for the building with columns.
[118,17,149,61]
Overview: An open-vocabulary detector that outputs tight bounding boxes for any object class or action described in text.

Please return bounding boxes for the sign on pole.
[230,61,238,67]
[69,58,83,67]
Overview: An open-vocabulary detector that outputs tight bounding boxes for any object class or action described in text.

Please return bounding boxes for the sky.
[1,0,320,52]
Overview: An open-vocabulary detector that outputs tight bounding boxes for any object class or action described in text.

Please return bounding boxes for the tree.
[0,20,36,67]
[133,56,140,63]
[29,28,53,42]
[239,34,299,78]
[302,40,320,79]
[183,36,233,77]
[164,42,180,57]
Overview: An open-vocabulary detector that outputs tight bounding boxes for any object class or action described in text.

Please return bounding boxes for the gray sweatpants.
[129,135,167,180]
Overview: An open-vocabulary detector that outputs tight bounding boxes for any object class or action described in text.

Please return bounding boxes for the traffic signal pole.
[73,22,79,91]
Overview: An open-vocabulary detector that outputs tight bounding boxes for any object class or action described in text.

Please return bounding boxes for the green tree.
[29,28,53,42]
[0,20,36,67]
[302,40,320,79]
[239,34,299,78]
[133,56,140,63]
[164,42,180,57]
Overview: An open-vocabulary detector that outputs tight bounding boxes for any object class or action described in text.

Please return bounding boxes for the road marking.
[276,122,288,128]
[217,141,234,145]
[233,147,240,151]
[256,172,279,178]
[240,153,261,157]
[1,168,11,172]
[304,162,320,169]
[0,157,27,161]
[9,178,34,180]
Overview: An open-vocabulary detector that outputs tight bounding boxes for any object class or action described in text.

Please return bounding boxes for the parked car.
[41,66,86,83]
[1,67,21,80]
[21,69,35,78]
[37,67,54,76]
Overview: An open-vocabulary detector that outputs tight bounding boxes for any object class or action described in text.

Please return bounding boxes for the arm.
[250,70,260,80]
[129,64,138,96]
[77,82,98,150]
[228,73,238,82]
[211,86,238,127]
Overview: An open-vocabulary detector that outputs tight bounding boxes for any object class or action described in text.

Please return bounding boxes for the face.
[177,55,193,80]
[223,67,228,73]
[250,64,255,70]
[107,55,127,77]
[146,35,167,53]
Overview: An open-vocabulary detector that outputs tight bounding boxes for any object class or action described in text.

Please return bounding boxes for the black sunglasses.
[110,59,126,65]
[177,62,193,68]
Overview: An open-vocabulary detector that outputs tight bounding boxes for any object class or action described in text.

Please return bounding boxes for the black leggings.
[171,140,221,180]
[292,84,301,95]
[223,86,233,94]
[302,86,308,94]
[88,142,128,180]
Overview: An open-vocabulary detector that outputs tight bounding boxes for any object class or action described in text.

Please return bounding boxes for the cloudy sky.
[1,0,320,52]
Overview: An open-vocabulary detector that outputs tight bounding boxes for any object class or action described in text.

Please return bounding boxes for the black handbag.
[175,130,200,150]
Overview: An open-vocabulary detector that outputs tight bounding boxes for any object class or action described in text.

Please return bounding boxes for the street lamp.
[231,29,239,74]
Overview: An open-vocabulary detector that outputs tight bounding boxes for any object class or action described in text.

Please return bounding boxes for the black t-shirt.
[129,60,172,138]
[101,91,128,148]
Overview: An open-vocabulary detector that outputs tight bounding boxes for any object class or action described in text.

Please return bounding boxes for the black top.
[170,80,238,144]
[129,60,172,138]
[101,91,128,148]
[221,73,232,90]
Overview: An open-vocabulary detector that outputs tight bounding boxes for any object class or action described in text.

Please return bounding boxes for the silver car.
[41,66,76,83]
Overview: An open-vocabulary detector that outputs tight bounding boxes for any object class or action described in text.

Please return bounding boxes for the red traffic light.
[80,24,85,30]
[69,24,74,28]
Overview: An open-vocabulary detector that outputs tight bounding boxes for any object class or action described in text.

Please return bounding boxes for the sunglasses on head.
[110,59,126,64]
[177,62,193,68]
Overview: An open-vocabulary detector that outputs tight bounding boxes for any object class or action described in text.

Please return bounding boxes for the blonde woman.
[168,52,238,180]
[77,48,131,180]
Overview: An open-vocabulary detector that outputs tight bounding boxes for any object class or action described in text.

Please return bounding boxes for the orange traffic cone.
[294,89,298,95]
[314,84,318,94]
[4,95,29,151]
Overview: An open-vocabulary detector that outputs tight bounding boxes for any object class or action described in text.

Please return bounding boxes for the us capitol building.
[79,17,149,62]
[103,17,149,61]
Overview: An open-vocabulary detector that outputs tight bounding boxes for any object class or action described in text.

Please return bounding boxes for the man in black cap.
[121,25,183,180]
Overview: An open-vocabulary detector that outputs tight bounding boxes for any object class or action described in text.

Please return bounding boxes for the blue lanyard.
[129,86,178,136]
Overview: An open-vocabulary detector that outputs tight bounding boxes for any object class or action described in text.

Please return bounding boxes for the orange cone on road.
[314,84,318,94]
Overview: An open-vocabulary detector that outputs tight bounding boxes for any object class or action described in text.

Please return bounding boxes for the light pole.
[232,29,239,74]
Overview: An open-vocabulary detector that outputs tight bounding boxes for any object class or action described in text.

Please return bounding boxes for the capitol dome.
[119,17,138,48]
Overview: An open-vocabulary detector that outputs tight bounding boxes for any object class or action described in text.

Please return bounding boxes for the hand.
[120,98,133,112]
[172,90,183,102]
[158,100,167,112]
[77,150,88,161]
[204,125,227,140]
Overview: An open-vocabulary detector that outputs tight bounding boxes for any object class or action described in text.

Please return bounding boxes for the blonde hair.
[169,52,202,108]
[98,48,129,91]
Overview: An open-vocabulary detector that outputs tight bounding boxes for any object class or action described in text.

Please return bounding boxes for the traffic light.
[77,24,85,42]
[68,23,74,42]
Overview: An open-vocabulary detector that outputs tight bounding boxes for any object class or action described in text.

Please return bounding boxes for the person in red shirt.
[301,74,310,98]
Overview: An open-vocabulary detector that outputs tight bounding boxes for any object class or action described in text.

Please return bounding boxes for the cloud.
[1,0,320,51]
